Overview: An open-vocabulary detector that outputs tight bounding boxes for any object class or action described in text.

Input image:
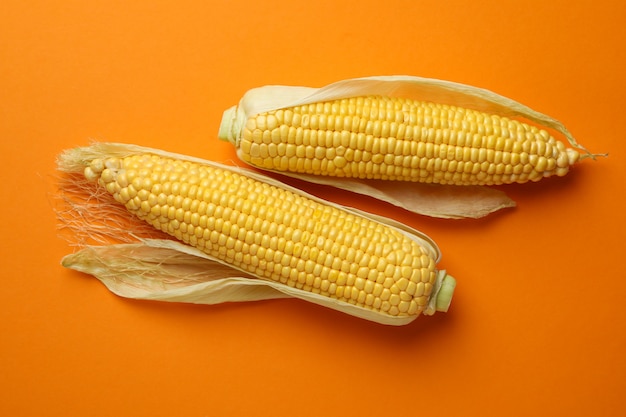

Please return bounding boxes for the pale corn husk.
[219,75,595,219]
[57,142,454,326]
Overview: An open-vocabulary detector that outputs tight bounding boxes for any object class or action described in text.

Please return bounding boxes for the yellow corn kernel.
[223,95,582,186]
[83,152,453,318]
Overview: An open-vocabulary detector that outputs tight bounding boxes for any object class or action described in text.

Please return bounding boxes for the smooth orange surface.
[1,1,625,415]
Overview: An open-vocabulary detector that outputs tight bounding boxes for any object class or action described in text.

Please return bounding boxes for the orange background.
[1,1,625,415]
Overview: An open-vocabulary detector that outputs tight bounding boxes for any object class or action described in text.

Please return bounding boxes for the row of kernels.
[246,128,556,165]
[251,144,561,180]
[349,98,488,136]
[246,127,555,164]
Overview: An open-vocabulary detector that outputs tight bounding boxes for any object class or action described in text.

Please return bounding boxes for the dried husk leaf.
[219,75,592,219]
[61,241,292,303]
[57,142,449,325]
[61,240,423,325]
[273,172,515,219]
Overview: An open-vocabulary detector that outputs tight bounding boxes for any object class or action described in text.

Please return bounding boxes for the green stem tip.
[435,273,456,313]
[218,106,237,143]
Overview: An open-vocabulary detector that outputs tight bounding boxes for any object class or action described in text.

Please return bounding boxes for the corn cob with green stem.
[58,143,455,324]
[218,76,602,218]
[221,94,583,185]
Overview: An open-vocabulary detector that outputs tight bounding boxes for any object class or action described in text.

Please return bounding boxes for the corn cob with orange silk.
[228,95,581,185]
[81,151,455,318]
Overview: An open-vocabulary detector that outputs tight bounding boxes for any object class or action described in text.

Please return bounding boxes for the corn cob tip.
[423,271,456,315]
